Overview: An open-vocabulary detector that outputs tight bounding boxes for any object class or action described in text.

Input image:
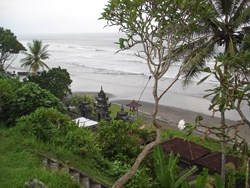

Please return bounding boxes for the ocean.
[8,33,249,120]
[11,32,215,82]
[11,33,149,76]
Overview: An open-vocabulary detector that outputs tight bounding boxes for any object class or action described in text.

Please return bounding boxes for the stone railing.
[41,154,109,188]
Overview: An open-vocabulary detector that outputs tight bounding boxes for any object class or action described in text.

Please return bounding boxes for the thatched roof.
[161,137,240,173]
[195,152,240,173]
[161,137,211,165]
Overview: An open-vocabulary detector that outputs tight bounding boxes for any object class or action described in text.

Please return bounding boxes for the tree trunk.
[221,111,226,187]
[0,64,4,73]
[112,76,162,188]
[112,128,162,188]
[246,157,249,188]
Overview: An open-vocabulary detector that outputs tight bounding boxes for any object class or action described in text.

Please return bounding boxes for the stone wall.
[41,154,109,188]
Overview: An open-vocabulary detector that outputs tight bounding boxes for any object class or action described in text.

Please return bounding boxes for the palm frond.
[231,0,249,23]
[233,5,250,28]
[174,166,197,187]
[181,37,218,85]
[20,40,50,73]
[220,0,234,19]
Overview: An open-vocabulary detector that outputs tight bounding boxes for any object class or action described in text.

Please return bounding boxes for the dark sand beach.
[73,90,250,144]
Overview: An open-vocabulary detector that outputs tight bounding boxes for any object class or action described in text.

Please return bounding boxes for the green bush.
[0,74,21,125]
[11,82,66,122]
[65,127,100,157]
[66,94,95,117]
[108,160,130,179]
[97,120,142,163]
[16,107,75,143]
[27,67,72,100]
[125,167,157,188]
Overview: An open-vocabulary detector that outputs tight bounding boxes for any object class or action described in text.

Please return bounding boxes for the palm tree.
[181,0,250,186]
[182,0,250,82]
[21,40,50,74]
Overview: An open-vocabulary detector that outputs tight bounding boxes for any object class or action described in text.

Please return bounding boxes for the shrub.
[11,82,66,122]
[125,167,156,188]
[0,75,21,125]
[97,120,142,163]
[27,67,72,100]
[65,127,100,157]
[66,94,95,118]
[109,160,130,179]
[16,107,75,143]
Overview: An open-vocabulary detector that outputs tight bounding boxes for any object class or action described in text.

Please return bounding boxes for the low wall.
[40,154,109,188]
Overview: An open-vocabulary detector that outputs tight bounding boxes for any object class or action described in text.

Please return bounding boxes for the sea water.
[10,33,217,96]
[11,32,215,82]
[8,33,249,120]
[11,33,148,76]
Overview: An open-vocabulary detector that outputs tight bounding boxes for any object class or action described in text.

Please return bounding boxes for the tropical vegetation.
[0,0,249,187]
[100,0,250,187]
[0,27,26,72]
[27,67,72,100]
[21,40,50,74]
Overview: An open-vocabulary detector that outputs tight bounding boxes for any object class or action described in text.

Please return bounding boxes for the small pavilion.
[126,100,141,115]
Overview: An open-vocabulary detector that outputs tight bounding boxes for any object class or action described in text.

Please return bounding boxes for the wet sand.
[72,90,250,144]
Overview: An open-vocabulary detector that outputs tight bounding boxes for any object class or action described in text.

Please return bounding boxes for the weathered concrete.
[40,154,109,188]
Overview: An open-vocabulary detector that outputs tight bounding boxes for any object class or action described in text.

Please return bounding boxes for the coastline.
[72,90,250,144]
[70,72,247,121]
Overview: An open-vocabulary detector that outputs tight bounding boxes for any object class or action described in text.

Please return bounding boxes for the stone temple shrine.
[94,87,111,122]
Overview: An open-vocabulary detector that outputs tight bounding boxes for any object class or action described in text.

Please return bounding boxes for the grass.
[161,127,222,151]
[0,126,115,187]
[0,104,225,187]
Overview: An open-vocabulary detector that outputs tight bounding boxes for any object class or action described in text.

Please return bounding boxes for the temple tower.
[79,99,92,119]
[95,87,111,122]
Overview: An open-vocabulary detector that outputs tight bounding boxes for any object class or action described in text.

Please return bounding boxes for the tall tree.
[182,0,250,185]
[27,67,72,100]
[182,0,250,82]
[100,0,212,187]
[0,27,26,72]
[196,36,250,188]
[21,40,50,74]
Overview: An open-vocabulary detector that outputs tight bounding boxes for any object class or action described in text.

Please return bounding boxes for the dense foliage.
[16,106,101,157]
[0,74,21,124]
[66,93,95,118]
[97,120,143,163]
[11,82,66,121]
[0,75,66,126]
[28,67,72,100]
[1,19,249,186]
[65,127,100,157]
[16,107,75,142]
[0,27,26,72]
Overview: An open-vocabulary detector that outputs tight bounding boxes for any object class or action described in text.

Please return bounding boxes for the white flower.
[177,119,186,131]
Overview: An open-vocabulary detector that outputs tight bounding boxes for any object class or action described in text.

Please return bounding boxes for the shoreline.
[72,91,250,144]
[69,72,249,122]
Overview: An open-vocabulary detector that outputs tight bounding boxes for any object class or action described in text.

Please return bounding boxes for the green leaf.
[244,83,250,92]
[196,168,209,188]
[154,145,168,187]
[195,115,203,124]
[174,166,197,187]
[197,75,211,85]
[118,38,127,49]
[215,173,224,188]
[203,92,214,99]
[202,67,211,73]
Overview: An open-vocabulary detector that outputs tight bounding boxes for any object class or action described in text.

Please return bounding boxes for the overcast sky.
[0,0,117,35]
